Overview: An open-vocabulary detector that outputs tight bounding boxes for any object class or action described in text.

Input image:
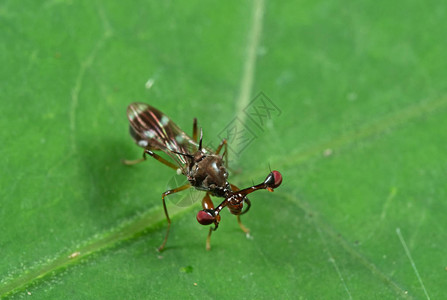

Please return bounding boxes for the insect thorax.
[187,153,230,197]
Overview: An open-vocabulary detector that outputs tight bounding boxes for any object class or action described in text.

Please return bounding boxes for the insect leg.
[143,149,179,171]
[215,138,227,155]
[158,183,192,252]
[236,215,250,235]
[123,149,180,171]
[201,193,220,251]
[237,198,251,236]
[206,226,218,251]
[215,138,228,168]
[230,183,251,235]
[122,157,145,165]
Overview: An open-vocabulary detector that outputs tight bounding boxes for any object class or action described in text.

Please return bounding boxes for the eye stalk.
[196,170,283,227]
[234,170,283,198]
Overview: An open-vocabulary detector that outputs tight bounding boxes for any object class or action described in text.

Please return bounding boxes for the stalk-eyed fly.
[124,103,282,251]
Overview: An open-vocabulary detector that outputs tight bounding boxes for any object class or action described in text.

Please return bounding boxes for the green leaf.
[1,0,446,298]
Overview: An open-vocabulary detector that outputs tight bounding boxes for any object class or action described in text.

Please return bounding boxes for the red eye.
[271,170,283,188]
[196,210,215,225]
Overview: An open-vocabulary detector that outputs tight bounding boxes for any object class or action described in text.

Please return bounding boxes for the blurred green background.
[1,0,446,298]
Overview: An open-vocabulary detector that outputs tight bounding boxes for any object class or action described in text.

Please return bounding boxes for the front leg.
[158,183,191,252]
[123,149,179,171]
[200,192,220,251]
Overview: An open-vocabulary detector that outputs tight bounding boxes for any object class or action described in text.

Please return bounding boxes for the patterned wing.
[127,103,199,168]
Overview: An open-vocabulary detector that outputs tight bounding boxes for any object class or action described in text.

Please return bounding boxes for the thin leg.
[158,183,191,252]
[122,157,145,165]
[192,118,198,142]
[201,192,220,251]
[205,226,218,251]
[206,223,219,251]
[237,215,250,235]
[215,138,227,155]
[145,149,179,170]
[206,227,212,251]
[215,139,228,168]
[123,149,179,171]
[230,183,251,235]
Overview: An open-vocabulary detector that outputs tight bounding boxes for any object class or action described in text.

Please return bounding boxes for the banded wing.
[127,103,199,170]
